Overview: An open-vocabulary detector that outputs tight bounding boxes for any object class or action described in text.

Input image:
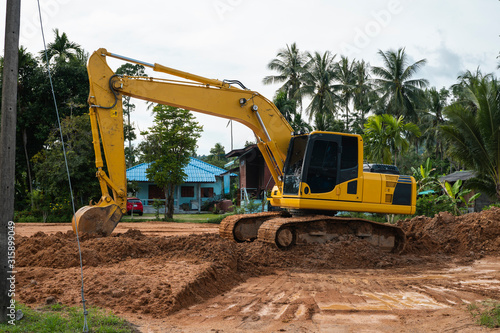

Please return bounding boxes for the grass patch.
[0,303,137,333]
[174,213,232,223]
[468,299,500,328]
[122,213,232,224]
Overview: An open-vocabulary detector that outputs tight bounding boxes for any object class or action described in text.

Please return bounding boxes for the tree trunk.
[163,187,168,220]
[167,184,175,220]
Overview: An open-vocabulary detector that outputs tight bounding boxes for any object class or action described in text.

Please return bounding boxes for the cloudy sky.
[1,0,499,155]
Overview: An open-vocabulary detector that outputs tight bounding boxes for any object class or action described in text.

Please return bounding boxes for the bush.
[14,211,41,222]
[416,194,449,217]
[483,202,500,210]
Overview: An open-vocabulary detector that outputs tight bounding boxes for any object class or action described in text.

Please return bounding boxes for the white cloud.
[1,0,499,155]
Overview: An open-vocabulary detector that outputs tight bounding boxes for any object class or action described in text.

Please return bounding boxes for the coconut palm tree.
[372,48,428,122]
[263,43,307,106]
[350,60,376,133]
[299,51,339,127]
[441,76,500,200]
[332,56,356,131]
[40,29,82,64]
[420,87,449,159]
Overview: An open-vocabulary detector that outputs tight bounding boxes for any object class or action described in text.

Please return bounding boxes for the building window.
[181,186,194,197]
[201,187,214,198]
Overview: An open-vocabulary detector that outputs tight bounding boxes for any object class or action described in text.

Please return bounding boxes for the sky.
[1,0,499,156]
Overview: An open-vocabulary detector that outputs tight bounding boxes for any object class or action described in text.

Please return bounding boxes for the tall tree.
[372,48,428,121]
[273,90,312,133]
[31,115,101,207]
[204,142,228,169]
[441,76,500,200]
[1,43,88,211]
[332,56,356,131]
[263,43,307,105]
[420,87,449,159]
[116,63,147,167]
[363,114,421,164]
[14,47,39,207]
[273,90,296,123]
[351,60,375,133]
[140,105,202,219]
[300,51,339,128]
[40,28,82,64]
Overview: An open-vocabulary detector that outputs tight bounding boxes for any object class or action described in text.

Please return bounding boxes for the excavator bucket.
[72,204,122,236]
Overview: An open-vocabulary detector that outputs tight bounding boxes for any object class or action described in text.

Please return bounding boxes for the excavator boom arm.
[89,48,293,182]
[73,49,293,235]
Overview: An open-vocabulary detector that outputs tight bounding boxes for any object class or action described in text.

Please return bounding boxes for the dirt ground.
[14,208,500,332]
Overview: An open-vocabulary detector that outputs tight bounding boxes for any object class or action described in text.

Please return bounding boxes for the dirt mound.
[16,209,500,318]
[18,229,414,271]
[399,207,500,256]
[17,228,413,316]
[17,230,243,317]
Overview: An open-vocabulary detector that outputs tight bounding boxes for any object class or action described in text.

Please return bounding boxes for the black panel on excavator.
[392,183,412,205]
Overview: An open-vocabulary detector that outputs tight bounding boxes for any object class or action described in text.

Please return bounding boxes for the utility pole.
[0,0,21,323]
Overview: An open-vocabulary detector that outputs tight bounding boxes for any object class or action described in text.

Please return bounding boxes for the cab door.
[300,133,361,202]
[301,133,341,194]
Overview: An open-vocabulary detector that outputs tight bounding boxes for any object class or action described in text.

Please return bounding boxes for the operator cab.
[283,132,359,195]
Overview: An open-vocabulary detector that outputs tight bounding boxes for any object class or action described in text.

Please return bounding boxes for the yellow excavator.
[72,48,416,252]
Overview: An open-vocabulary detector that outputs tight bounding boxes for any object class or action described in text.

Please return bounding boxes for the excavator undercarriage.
[219,211,406,253]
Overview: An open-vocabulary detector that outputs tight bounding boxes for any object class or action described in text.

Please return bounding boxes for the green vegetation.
[438,179,481,215]
[468,300,500,328]
[121,213,232,224]
[0,303,135,333]
[139,105,203,219]
[3,33,499,218]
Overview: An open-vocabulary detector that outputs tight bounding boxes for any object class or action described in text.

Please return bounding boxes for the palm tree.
[450,68,491,104]
[441,76,500,200]
[263,43,307,105]
[273,90,296,123]
[372,48,428,121]
[420,87,449,159]
[40,29,82,64]
[273,91,313,133]
[299,51,339,127]
[351,60,376,133]
[332,56,356,131]
[363,114,421,164]
[289,112,313,133]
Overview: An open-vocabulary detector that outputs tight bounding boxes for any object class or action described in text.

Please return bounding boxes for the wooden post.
[0,0,21,323]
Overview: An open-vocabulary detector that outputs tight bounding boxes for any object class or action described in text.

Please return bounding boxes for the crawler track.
[219,212,281,242]
[220,212,406,252]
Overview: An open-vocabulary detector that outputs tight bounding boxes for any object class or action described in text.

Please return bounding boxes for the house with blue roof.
[126,157,233,213]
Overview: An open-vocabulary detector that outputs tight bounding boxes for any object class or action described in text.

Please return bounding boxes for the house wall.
[262,163,276,191]
[239,149,275,199]
[133,179,224,210]
[223,173,232,195]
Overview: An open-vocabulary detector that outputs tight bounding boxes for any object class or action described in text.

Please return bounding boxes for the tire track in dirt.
[155,257,499,332]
